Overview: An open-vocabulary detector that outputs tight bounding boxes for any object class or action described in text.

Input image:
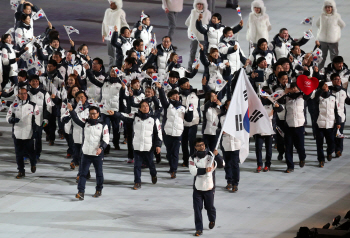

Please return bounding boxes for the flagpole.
[40,8,49,22]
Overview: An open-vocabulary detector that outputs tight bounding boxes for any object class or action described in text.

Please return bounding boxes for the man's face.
[50,40,60,49]
[47,64,56,72]
[279,76,288,86]
[291,46,301,56]
[224,31,234,38]
[169,77,178,84]
[274,65,283,75]
[18,76,26,82]
[132,81,140,90]
[66,52,72,62]
[258,60,267,69]
[332,76,342,86]
[92,60,101,71]
[18,89,28,101]
[282,62,290,72]
[211,16,220,24]
[146,69,155,77]
[259,42,268,51]
[142,18,150,26]
[52,54,62,63]
[110,2,117,10]
[123,29,131,38]
[325,6,333,14]
[89,109,99,120]
[169,93,179,101]
[145,88,153,98]
[140,102,150,114]
[162,37,171,49]
[23,16,31,25]
[136,42,144,52]
[76,93,87,104]
[23,5,32,15]
[195,142,206,152]
[180,81,190,90]
[334,62,343,71]
[279,30,289,40]
[30,79,40,89]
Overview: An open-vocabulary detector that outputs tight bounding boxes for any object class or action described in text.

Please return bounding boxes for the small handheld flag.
[301,17,313,25]
[236,6,242,20]
[64,25,79,41]
[303,30,314,40]
[32,9,48,21]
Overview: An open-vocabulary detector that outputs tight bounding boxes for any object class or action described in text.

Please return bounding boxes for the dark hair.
[333,56,344,64]
[120,26,129,35]
[142,15,150,22]
[131,78,140,86]
[29,75,39,81]
[290,82,298,89]
[257,38,267,48]
[291,42,300,51]
[75,90,88,99]
[21,14,30,22]
[257,57,266,65]
[126,50,136,58]
[133,39,143,48]
[169,71,180,79]
[331,73,340,81]
[52,51,62,58]
[78,44,88,52]
[67,85,80,100]
[278,71,288,79]
[279,28,288,34]
[318,80,326,89]
[262,86,272,94]
[89,106,100,113]
[1,34,11,44]
[167,89,179,98]
[23,3,32,10]
[48,30,59,41]
[125,57,136,66]
[162,36,171,42]
[139,99,150,108]
[194,137,205,146]
[18,70,27,78]
[208,48,219,62]
[146,65,156,71]
[67,49,77,55]
[50,37,60,44]
[212,13,222,22]
[204,90,216,104]
[93,57,103,66]
[223,27,233,35]
[272,62,283,71]
[223,99,231,111]
[48,59,57,67]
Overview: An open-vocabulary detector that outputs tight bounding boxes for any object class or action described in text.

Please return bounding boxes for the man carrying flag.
[15,0,40,36]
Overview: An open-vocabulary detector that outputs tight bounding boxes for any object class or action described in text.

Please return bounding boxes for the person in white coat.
[316,0,345,69]
[162,0,184,40]
[185,0,211,70]
[246,0,271,45]
[102,0,129,70]
[6,88,40,179]
[68,105,109,200]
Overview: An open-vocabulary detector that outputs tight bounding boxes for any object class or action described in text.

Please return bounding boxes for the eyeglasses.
[195,143,205,148]
[89,112,98,115]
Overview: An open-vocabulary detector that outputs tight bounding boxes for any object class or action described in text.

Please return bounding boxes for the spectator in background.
[162,0,183,41]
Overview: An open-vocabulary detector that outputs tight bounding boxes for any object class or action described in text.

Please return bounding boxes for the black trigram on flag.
[243,90,248,101]
[235,114,243,131]
[249,110,263,122]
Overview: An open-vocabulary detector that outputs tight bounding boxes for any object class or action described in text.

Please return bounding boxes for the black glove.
[9,117,20,124]
[62,116,71,124]
[34,42,41,50]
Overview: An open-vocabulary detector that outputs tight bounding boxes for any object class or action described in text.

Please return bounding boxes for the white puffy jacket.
[69,104,90,144]
[102,0,129,38]
[317,94,337,128]
[316,0,345,43]
[28,88,52,125]
[156,45,174,76]
[15,25,34,52]
[185,0,211,42]
[6,99,40,140]
[201,104,220,135]
[180,91,199,127]
[82,122,109,156]
[162,0,183,12]
[2,44,19,77]
[189,152,217,191]
[164,103,187,137]
[246,0,272,44]
[218,40,246,74]
[331,87,350,123]
[285,94,305,127]
[132,114,162,151]
[220,114,241,151]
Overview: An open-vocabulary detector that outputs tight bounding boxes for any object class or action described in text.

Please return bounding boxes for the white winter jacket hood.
[246,0,271,43]
[251,0,266,16]
[185,0,211,42]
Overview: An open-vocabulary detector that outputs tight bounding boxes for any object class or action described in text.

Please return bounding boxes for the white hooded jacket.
[246,0,271,44]
[316,0,345,43]
[102,0,129,38]
[185,0,211,42]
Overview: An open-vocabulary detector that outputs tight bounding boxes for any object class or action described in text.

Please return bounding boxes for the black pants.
[64,133,74,155]
[334,122,345,153]
[35,126,43,158]
[307,99,317,137]
[72,143,83,176]
[276,119,286,157]
[316,126,335,162]
[203,134,217,152]
[102,114,120,147]
[14,138,36,173]
[164,134,181,172]
[223,150,240,185]
[78,154,104,193]
[125,122,134,159]
[182,125,198,165]
[254,134,273,167]
[193,189,216,231]
[134,150,157,183]
[285,126,306,169]
[44,113,57,141]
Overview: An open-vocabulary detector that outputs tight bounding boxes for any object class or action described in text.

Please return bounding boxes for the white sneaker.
[127,158,134,163]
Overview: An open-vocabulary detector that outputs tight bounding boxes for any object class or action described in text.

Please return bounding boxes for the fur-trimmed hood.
[251,0,266,16]
[322,0,337,15]
[109,0,123,10]
[193,0,208,12]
